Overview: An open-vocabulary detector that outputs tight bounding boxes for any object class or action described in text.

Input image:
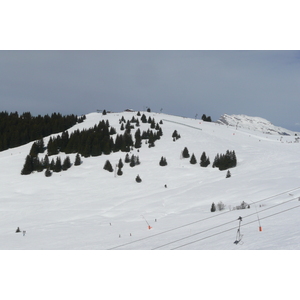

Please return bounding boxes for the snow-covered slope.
[217,114,299,136]
[1,111,300,250]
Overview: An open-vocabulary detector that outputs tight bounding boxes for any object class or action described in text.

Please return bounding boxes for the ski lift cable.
[151,217,238,250]
[170,203,300,250]
[108,190,300,250]
[152,196,300,250]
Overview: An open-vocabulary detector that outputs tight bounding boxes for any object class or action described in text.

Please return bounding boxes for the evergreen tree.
[45,168,52,177]
[125,153,130,163]
[211,202,216,212]
[33,157,43,172]
[200,152,210,167]
[21,155,34,175]
[182,147,190,158]
[62,156,71,171]
[53,157,62,172]
[47,137,59,156]
[118,158,124,169]
[103,160,113,172]
[130,155,136,167]
[159,156,167,166]
[43,154,50,169]
[190,153,197,164]
[29,142,40,157]
[141,114,147,123]
[50,158,55,171]
[136,174,142,183]
[74,153,82,166]
[117,167,123,176]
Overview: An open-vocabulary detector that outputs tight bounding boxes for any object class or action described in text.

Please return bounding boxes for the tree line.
[0,111,85,151]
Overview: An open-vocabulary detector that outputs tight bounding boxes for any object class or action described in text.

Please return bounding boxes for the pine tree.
[62,156,72,171]
[103,160,113,172]
[117,167,123,176]
[21,155,34,175]
[130,155,136,167]
[43,154,50,169]
[200,152,210,167]
[190,153,197,164]
[136,174,142,183]
[29,142,39,157]
[159,156,167,166]
[211,202,216,212]
[118,158,124,169]
[141,114,147,123]
[53,157,62,172]
[45,168,52,177]
[74,153,82,166]
[182,147,190,158]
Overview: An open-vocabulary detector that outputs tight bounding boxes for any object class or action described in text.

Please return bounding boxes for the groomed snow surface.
[1,111,300,250]
[1,111,300,298]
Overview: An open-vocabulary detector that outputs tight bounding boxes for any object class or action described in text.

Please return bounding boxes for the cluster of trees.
[172,130,181,141]
[181,147,211,167]
[0,111,85,151]
[181,147,236,171]
[45,115,163,158]
[210,201,225,212]
[212,150,237,170]
[21,112,164,176]
[201,114,212,122]
[21,153,82,176]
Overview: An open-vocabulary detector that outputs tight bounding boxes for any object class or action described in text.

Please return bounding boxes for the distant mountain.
[216,114,297,136]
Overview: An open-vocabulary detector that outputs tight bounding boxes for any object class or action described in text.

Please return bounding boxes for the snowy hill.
[1,111,300,250]
[217,113,299,136]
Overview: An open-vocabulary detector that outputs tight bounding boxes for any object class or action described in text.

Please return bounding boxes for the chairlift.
[234,216,244,245]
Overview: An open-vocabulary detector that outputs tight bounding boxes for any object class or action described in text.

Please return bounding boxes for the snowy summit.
[217,114,298,136]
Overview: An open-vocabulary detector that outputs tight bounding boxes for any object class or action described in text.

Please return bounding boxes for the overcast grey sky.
[1,50,300,130]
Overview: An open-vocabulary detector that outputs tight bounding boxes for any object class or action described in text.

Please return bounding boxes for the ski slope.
[1,111,300,250]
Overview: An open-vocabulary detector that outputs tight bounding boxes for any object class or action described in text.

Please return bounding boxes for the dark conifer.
[117,167,123,176]
[103,160,113,172]
[53,157,62,172]
[21,155,34,175]
[62,156,72,171]
[125,153,130,163]
[136,175,142,183]
[211,202,216,212]
[159,156,167,166]
[130,155,136,167]
[118,158,124,169]
[45,168,52,177]
[29,142,39,157]
[141,114,147,123]
[182,147,190,158]
[190,153,197,164]
[200,152,210,167]
[74,153,82,166]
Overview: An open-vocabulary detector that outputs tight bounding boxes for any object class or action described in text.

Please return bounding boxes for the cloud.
[0,50,299,130]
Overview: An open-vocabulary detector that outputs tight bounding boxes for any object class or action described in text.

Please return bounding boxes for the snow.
[1,111,300,298]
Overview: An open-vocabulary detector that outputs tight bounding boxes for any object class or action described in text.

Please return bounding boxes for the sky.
[1,50,300,131]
